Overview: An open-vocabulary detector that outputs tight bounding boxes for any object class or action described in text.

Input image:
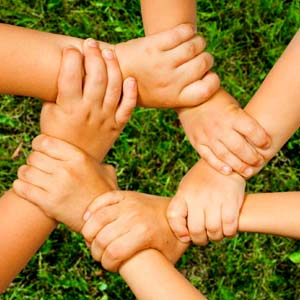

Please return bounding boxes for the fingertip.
[177,23,195,38]
[124,77,137,92]
[102,48,115,60]
[178,235,191,243]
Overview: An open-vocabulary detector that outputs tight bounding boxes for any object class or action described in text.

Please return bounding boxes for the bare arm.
[141,1,300,172]
[0,23,111,101]
[141,0,197,35]
[0,190,56,292]
[120,250,206,300]
[239,192,300,239]
[245,30,300,169]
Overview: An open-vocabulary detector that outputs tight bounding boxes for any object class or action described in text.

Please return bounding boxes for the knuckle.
[157,78,169,89]
[27,151,39,165]
[206,223,220,234]
[167,207,179,220]
[91,249,101,262]
[189,227,206,238]
[222,213,237,225]
[215,148,228,161]
[15,180,30,199]
[185,42,197,57]
[73,150,88,163]
[170,30,181,45]
[178,24,194,38]
[105,244,121,261]
[198,35,207,50]
[17,165,28,179]
[95,234,109,250]
[199,53,211,71]
[232,141,245,153]
[199,84,212,100]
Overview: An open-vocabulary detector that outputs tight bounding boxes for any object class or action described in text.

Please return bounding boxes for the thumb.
[167,195,190,243]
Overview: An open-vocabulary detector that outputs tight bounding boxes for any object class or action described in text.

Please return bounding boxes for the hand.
[115,24,220,108]
[41,40,137,162]
[13,135,117,232]
[177,89,271,177]
[167,159,246,245]
[81,191,188,272]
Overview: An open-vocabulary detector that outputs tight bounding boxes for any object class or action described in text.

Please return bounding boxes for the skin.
[140,0,271,175]
[0,23,218,108]
[140,0,300,243]
[0,43,137,291]
[14,148,300,299]
[169,29,300,244]
[15,137,300,299]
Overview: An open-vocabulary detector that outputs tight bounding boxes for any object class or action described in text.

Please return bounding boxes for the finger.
[90,236,105,263]
[81,205,119,242]
[155,23,195,50]
[205,204,224,242]
[233,111,271,149]
[101,226,150,272]
[179,72,220,107]
[84,191,123,216]
[211,140,253,177]
[17,165,51,191]
[221,202,239,237]
[115,77,137,126]
[32,135,85,162]
[13,179,48,208]
[101,49,122,113]
[168,35,206,67]
[221,130,265,167]
[196,144,233,175]
[57,47,83,105]
[178,52,214,84]
[167,195,190,243]
[27,151,60,174]
[82,39,107,103]
[89,218,129,265]
[187,206,208,246]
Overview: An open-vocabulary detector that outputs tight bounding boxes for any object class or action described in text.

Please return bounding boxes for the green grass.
[1,0,300,299]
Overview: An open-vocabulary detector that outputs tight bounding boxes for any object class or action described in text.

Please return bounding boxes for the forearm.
[0,23,112,101]
[243,31,300,174]
[119,249,206,300]
[239,192,300,239]
[140,0,197,35]
[0,189,56,292]
[118,191,300,300]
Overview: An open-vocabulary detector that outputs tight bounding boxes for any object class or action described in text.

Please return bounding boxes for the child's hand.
[167,160,246,245]
[81,191,188,272]
[177,90,271,177]
[41,40,137,162]
[13,135,117,232]
[115,24,220,108]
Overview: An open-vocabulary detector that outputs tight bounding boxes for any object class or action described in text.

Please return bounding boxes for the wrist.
[114,41,131,79]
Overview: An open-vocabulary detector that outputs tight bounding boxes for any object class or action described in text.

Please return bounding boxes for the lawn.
[1,0,300,299]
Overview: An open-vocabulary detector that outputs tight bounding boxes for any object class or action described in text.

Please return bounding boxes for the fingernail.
[102,49,114,59]
[222,165,232,175]
[243,167,253,177]
[87,38,98,48]
[179,236,191,243]
[127,78,136,89]
[83,211,90,221]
